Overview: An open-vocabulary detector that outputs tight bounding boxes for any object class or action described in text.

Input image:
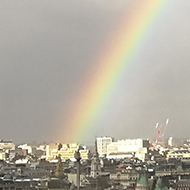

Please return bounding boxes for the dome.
[154,178,168,190]
[136,174,149,190]
[137,174,148,184]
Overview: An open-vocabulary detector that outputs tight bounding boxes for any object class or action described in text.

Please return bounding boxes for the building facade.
[0,140,15,151]
[46,143,89,161]
[97,137,113,157]
[107,139,150,161]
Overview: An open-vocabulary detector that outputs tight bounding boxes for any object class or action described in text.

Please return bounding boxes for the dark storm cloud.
[81,1,190,143]
[0,0,190,143]
[0,0,126,143]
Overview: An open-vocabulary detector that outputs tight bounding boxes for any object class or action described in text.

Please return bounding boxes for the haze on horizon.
[1,0,190,144]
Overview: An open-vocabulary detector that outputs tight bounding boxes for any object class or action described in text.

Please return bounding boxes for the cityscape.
[1,0,190,190]
[0,136,189,189]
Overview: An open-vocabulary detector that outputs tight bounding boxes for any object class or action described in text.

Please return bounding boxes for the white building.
[46,143,59,159]
[118,139,147,152]
[107,142,118,156]
[97,137,113,157]
[135,147,148,161]
[18,144,34,154]
[0,140,15,151]
[107,139,150,161]
[168,137,173,146]
[0,151,6,160]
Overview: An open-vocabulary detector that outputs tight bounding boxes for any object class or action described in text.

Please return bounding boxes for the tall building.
[96,137,113,157]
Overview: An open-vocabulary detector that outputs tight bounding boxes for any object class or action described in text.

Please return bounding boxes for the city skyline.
[1,0,190,143]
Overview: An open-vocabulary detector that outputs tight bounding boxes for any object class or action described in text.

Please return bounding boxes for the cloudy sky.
[1,0,190,144]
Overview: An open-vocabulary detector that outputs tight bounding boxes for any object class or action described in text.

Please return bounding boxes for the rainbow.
[60,0,169,142]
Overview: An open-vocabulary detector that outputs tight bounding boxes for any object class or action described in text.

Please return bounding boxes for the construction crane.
[150,119,169,146]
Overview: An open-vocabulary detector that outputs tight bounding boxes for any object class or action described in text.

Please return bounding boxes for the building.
[176,179,190,190]
[46,143,59,159]
[0,151,6,160]
[107,142,119,156]
[0,140,15,152]
[107,139,150,161]
[167,150,190,159]
[110,163,139,188]
[46,143,89,161]
[117,139,149,153]
[97,137,113,157]
[135,148,149,162]
[168,137,173,147]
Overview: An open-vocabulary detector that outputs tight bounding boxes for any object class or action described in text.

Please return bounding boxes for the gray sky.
[1,0,190,144]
